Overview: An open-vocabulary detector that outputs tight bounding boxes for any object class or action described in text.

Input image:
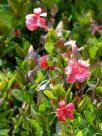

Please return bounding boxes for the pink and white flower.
[25,7,48,31]
[65,59,90,83]
[64,40,78,54]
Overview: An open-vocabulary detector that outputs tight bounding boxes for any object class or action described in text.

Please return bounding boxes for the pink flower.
[65,59,90,83]
[25,7,48,31]
[38,55,48,69]
[66,103,74,120]
[55,99,74,122]
[55,108,67,121]
[38,55,56,70]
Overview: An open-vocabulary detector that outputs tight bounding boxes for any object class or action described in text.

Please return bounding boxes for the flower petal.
[67,113,74,120]
[78,60,89,68]
[58,99,66,108]
[76,70,90,82]
[55,108,67,122]
[38,55,48,69]
[33,7,42,14]
[66,71,76,83]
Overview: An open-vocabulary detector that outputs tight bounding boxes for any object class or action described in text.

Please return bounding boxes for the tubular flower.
[65,59,90,83]
[25,7,48,31]
[55,99,74,122]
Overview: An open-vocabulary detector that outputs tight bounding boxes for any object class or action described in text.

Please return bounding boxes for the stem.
[65,84,73,103]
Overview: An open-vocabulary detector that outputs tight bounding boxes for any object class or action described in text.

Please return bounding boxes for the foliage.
[0,0,102,136]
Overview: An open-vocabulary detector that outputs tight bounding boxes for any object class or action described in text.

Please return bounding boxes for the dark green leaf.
[12,89,33,104]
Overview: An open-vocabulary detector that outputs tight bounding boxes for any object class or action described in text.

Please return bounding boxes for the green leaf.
[89,46,98,59]
[12,89,24,101]
[0,79,8,90]
[99,123,102,130]
[84,110,94,125]
[28,59,35,70]
[56,55,65,69]
[78,96,91,112]
[13,116,23,134]
[46,28,58,43]
[39,103,46,113]
[15,68,25,85]
[35,71,44,83]
[20,131,28,136]
[48,113,56,126]
[22,59,29,71]
[28,119,43,136]
[0,129,9,135]
[66,91,73,103]
[44,42,54,54]
[12,89,33,104]
[44,90,55,99]
[52,84,65,98]
[62,30,70,40]
[15,57,23,69]
[76,130,82,136]
[29,119,40,128]
[15,44,25,58]
[0,6,13,35]
[96,86,102,97]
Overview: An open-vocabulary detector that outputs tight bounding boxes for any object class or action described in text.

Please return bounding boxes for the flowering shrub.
[0,1,102,136]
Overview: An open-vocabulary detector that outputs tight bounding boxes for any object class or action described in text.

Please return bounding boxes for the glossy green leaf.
[44,42,54,54]
[44,90,55,99]
[39,103,46,113]
[35,71,44,83]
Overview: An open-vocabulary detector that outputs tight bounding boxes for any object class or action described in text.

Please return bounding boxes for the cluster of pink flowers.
[65,59,90,83]
[26,7,48,31]
[55,99,74,122]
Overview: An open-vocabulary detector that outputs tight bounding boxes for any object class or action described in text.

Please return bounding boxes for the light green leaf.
[39,103,46,113]
[44,90,55,99]
[44,42,54,54]
[76,130,82,136]
[35,71,44,83]
[52,84,65,97]
[89,46,98,59]
[96,86,102,97]
[0,129,9,135]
